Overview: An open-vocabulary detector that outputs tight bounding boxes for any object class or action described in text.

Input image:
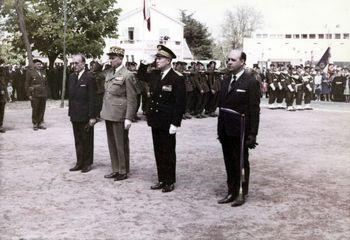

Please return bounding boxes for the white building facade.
[103,6,193,63]
[243,31,350,68]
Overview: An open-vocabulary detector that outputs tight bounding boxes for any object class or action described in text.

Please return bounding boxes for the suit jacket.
[218,71,260,137]
[68,70,97,122]
[25,68,49,98]
[100,66,137,122]
[137,63,186,129]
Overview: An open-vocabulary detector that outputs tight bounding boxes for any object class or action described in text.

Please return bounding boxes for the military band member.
[25,59,49,130]
[137,45,186,192]
[101,46,138,181]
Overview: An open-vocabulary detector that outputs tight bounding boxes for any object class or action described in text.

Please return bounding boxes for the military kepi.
[156,45,176,59]
[107,46,125,56]
[33,59,43,64]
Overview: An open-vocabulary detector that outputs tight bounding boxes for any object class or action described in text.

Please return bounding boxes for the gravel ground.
[0,99,349,240]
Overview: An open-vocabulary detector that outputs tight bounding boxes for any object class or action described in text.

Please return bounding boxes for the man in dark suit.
[25,59,49,130]
[68,54,97,173]
[217,49,260,207]
[137,45,186,192]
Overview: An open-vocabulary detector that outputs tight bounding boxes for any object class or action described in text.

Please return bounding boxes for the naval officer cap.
[156,45,176,59]
[107,46,125,57]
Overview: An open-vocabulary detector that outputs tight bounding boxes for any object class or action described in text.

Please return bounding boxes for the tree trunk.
[48,54,58,70]
[15,0,33,67]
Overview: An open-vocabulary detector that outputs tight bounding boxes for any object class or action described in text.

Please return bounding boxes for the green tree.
[1,0,121,68]
[180,10,213,60]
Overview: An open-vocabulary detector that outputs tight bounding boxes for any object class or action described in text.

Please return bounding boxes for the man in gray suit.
[100,46,137,181]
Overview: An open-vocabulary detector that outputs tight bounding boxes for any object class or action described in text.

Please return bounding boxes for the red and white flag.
[143,0,151,31]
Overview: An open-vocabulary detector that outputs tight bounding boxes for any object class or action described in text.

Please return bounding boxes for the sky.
[116,0,350,40]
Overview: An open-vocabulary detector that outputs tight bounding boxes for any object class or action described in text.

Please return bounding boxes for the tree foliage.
[0,0,121,68]
[221,6,263,50]
[180,10,213,60]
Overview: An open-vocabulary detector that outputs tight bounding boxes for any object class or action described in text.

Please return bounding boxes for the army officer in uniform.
[25,59,49,130]
[137,45,186,192]
[101,46,138,181]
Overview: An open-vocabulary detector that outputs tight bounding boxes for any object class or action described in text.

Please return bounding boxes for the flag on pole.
[143,0,151,31]
[316,47,331,70]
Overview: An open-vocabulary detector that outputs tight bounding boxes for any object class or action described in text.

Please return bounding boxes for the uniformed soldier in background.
[266,64,278,109]
[295,66,304,110]
[25,59,49,130]
[0,60,7,133]
[137,45,186,192]
[183,63,195,119]
[285,67,297,111]
[90,61,105,117]
[205,61,221,117]
[276,66,286,109]
[303,66,314,110]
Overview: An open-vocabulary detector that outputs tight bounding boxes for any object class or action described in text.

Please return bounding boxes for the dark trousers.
[0,101,5,126]
[268,89,277,104]
[151,127,176,184]
[185,91,194,113]
[194,91,203,115]
[72,121,94,168]
[295,91,303,105]
[31,97,46,124]
[304,90,313,104]
[276,89,285,104]
[220,132,250,196]
[206,91,220,113]
[285,91,295,107]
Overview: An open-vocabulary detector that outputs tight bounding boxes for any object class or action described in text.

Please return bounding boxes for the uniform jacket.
[218,71,260,138]
[100,66,137,122]
[25,68,49,98]
[137,63,186,129]
[68,70,97,122]
[0,69,7,103]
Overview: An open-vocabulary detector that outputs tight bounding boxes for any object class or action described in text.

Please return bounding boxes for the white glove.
[287,84,294,92]
[169,124,177,135]
[269,83,276,91]
[278,82,282,90]
[89,118,97,127]
[141,55,155,65]
[306,84,312,92]
[124,119,132,130]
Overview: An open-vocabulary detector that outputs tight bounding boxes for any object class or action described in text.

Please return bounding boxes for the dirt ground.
[1,99,349,240]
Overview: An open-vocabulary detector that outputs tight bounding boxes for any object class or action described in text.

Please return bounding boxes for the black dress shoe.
[38,124,46,130]
[81,165,92,173]
[33,125,39,131]
[114,173,127,181]
[69,165,82,171]
[162,183,175,193]
[150,182,165,190]
[104,172,118,178]
[217,193,237,204]
[231,195,245,207]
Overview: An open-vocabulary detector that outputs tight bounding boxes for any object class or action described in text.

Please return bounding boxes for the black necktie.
[228,75,236,92]
[160,72,164,79]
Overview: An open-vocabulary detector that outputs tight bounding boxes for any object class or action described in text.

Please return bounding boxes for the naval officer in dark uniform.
[217,49,260,207]
[137,45,186,192]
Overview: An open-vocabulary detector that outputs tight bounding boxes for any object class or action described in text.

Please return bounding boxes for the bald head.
[227,49,246,74]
